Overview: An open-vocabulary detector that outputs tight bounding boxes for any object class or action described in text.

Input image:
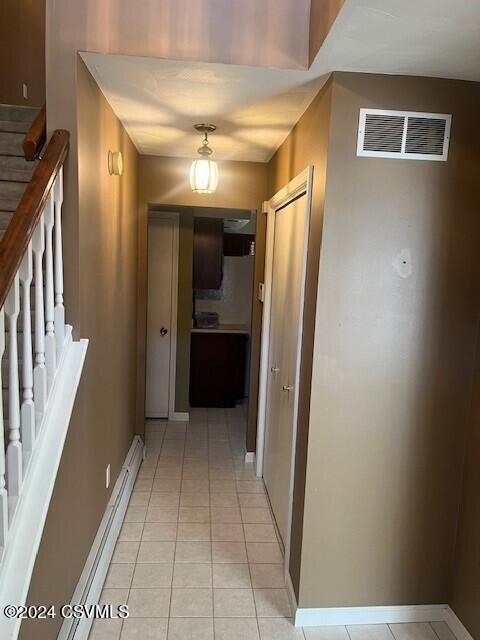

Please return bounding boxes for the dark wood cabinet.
[190,332,247,407]
[223,233,254,256]
[193,217,224,289]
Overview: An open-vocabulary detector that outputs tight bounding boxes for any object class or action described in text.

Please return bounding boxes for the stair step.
[0,180,26,200]
[0,156,35,182]
[0,104,39,124]
[0,210,13,229]
[0,197,20,212]
[0,168,32,183]
[0,120,30,134]
[0,131,24,157]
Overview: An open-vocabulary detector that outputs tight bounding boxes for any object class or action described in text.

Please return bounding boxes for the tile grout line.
[167,418,186,638]
[229,407,263,640]
[208,411,216,639]
[123,420,164,639]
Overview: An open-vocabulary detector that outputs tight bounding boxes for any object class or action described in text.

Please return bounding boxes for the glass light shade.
[190,158,219,194]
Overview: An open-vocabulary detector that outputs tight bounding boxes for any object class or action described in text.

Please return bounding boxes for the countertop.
[191,324,250,335]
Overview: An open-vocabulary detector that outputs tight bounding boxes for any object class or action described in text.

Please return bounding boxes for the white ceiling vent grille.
[357,109,451,161]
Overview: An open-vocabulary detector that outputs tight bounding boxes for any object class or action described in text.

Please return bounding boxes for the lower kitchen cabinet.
[190,332,247,407]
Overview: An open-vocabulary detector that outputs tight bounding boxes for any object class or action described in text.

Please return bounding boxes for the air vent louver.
[363,114,404,153]
[357,109,451,161]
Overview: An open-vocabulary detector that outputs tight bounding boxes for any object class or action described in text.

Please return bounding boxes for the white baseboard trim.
[444,606,475,640]
[295,604,449,628]
[58,436,144,640]
[245,451,255,464]
[170,411,189,422]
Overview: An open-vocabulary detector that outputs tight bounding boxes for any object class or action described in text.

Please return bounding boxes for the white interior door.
[263,194,308,546]
[146,217,175,418]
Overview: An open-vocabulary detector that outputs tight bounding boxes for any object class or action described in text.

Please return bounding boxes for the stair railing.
[0,129,69,558]
[22,105,46,161]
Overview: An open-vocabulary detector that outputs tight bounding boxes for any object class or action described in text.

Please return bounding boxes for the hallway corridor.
[89,408,458,640]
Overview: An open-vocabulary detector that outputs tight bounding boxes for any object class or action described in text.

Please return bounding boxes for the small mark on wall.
[392,248,412,278]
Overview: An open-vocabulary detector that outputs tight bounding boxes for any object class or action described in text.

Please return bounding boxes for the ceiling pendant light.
[190,123,219,194]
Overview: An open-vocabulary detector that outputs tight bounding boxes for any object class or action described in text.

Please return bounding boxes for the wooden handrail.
[0,129,69,310]
[23,104,46,161]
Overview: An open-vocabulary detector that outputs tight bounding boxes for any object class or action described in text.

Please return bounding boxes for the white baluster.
[19,243,35,469]
[44,195,56,390]
[0,308,8,556]
[5,274,22,509]
[53,169,65,358]
[32,215,47,424]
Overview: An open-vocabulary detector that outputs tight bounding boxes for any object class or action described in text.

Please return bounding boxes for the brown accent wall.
[451,322,480,639]
[19,60,139,640]
[297,73,480,609]
[0,0,46,106]
[137,156,268,447]
[268,77,334,598]
[46,0,310,72]
[308,0,345,65]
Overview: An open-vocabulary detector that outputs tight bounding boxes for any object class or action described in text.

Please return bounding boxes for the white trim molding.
[58,436,144,640]
[444,607,475,640]
[295,604,475,637]
[0,330,88,640]
[147,210,180,422]
[295,604,449,628]
[171,412,189,422]
[255,166,314,586]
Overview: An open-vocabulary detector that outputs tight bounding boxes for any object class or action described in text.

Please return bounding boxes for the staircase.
[0,105,39,240]
[0,110,88,639]
[0,105,40,476]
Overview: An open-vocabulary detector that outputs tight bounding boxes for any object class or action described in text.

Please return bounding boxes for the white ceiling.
[314,0,480,82]
[81,0,480,163]
[81,52,326,162]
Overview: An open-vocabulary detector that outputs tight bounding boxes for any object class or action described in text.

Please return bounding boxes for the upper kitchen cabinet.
[193,217,224,289]
[223,233,255,256]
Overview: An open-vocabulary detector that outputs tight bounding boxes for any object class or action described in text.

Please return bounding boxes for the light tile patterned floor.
[89,407,458,640]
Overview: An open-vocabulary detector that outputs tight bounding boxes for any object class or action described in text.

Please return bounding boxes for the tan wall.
[137,156,268,440]
[451,322,480,639]
[298,73,480,609]
[20,59,139,640]
[176,212,195,413]
[0,0,46,106]
[268,77,333,597]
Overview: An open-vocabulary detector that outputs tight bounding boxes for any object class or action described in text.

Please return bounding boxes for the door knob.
[282,384,294,392]
[270,367,280,373]
[160,327,168,336]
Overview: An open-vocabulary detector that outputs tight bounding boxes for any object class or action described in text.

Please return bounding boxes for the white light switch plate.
[106,464,110,489]
[259,283,265,302]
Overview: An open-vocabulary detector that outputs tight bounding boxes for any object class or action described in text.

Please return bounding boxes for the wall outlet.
[22,83,28,100]
[106,464,110,489]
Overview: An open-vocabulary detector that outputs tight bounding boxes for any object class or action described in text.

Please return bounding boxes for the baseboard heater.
[58,436,144,640]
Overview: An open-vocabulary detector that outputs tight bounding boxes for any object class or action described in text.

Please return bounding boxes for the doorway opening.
[145,205,257,443]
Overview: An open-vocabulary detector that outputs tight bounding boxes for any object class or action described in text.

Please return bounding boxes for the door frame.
[256,166,313,579]
[147,211,183,421]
